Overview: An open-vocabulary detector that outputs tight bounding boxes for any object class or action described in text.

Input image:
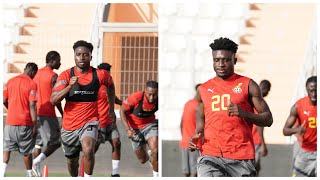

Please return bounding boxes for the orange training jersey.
[97,85,111,128]
[53,67,113,130]
[295,96,317,152]
[4,74,37,126]
[33,66,57,117]
[122,91,157,129]
[180,98,198,148]
[199,73,255,160]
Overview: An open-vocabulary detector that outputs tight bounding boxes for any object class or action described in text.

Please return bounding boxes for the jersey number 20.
[211,94,230,111]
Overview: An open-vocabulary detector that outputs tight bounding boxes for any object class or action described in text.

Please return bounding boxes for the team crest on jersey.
[233,83,243,93]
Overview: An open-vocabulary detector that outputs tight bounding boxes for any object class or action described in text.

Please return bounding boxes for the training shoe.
[111,174,120,177]
[32,164,41,177]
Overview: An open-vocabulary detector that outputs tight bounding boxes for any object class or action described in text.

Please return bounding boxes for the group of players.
[2,40,159,177]
[180,37,317,177]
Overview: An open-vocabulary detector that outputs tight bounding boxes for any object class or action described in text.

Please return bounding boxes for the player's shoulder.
[130,91,144,98]
[296,96,308,104]
[58,68,71,77]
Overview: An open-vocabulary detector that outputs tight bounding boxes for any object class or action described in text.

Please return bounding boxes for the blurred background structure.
[1,3,158,177]
[159,3,316,177]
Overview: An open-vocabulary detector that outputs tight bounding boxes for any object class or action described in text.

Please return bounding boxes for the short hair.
[146,80,158,89]
[260,80,271,89]
[306,76,317,87]
[195,84,201,91]
[46,51,60,63]
[73,40,93,52]
[97,63,112,72]
[25,62,38,72]
[209,37,238,53]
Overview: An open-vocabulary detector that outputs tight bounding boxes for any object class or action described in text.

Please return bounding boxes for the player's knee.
[151,149,158,161]
[113,140,121,150]
[67,156,79,167]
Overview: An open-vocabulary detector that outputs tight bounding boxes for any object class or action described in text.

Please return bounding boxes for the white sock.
[84,172,92,177]
[112,160,120,175]
[153,170,158,177]
[33,153,47,165]
[26,169,33,177]
[1,163,7,177]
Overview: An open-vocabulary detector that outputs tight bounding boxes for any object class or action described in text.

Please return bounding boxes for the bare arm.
[228,80,273,127]
[3,98,8,109]
[115,96,122,105]
[283,104,306,136]
[30,100,38,138]
[51,74,63,116]
[119,105,134,138]
[189,87,204,151]
[50,76,78,105]
[195,87,205,134]
[257,126,268,157]
[106,81,116,116]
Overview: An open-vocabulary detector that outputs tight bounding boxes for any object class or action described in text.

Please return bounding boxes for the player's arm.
[51,76,79,105]
[30,99,38,139]
[257,126,268,157]
[51,74,63,116]
[189,87,203,151]
[115,96,122,105]
[229,80,273,127]
[119,104,134,139]
[105,80,116,120]
[3,84,8,109]
[283,104,306,136]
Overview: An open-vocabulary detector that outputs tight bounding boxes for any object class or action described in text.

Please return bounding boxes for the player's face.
[145,87,158,104]
[74,46,92,69]
[212,50,236,79]
[52,57,61,70]
[306,82,317,105]
[259,83,270,97]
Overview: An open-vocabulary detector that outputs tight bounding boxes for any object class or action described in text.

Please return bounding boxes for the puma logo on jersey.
[208,88,215,93]
[232,83,243,94]
[303,111,310,116]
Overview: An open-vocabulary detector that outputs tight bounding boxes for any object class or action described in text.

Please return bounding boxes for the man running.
[120,80,158,177]
[32,50,63,176]
[283,76,317,177]
[180,84,201,177]
[2,63,38,177]
[189,37,273,177]
[251,79,271,176]
[50,40,116,177]
[95,62,122,177]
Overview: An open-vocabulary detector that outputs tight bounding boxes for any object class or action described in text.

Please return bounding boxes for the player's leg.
[180,148,190,177]
[197,155,226,177]
[223,157,256,177]
[61,127,82,176]
[293,150,316,177]
[107,124,121,177]
[254,144,261,176]
[80,121,99,177]
[33,117,61,176]
[144,120,158,176]
[189,149,199,177]
[18,126,36,177]
[2,151,11,177]
[2,125,14,177]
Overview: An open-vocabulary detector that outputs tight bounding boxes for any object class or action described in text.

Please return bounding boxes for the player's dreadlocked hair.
[209,37,238,53]
[146,80,158,89]
[73,40,93,52]
[97,63,112,72]
[306,76,317,87]
[46,51,60,63]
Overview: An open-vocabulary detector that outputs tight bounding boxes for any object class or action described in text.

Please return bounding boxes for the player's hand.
[32,125,38,138]
[126,129,135,139]
[68,76,79,88]
[296,120,306,135]
[227,100,246,117]
[189,133,201,152]
[259,144,268,157]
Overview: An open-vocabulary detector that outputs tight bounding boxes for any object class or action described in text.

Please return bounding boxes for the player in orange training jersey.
[283,76,317,177]
[189,37,273,177]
